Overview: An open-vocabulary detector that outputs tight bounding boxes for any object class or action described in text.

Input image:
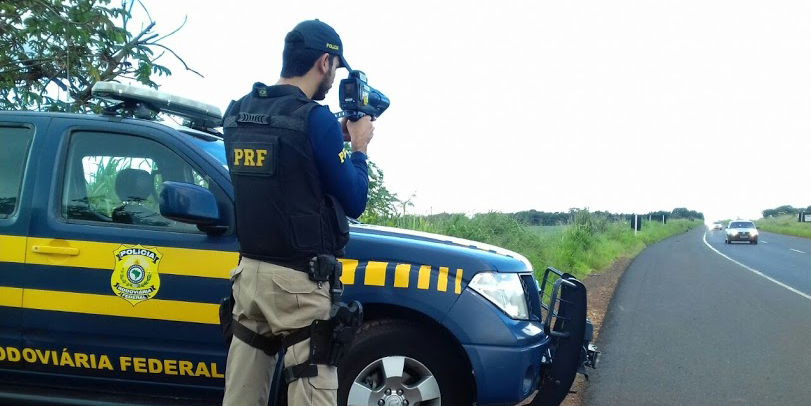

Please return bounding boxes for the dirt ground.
[559,257,632,406]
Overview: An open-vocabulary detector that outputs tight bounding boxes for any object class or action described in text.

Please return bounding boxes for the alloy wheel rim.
[347,355,441,406]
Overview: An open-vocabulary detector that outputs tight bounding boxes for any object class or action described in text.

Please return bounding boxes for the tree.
[670,207,703,221]
[762,208,777,218]
[0,0,199,112]
[512,209,570,226]
[773,205,798,216]
[358,158,411,224]
[761,205,803,218]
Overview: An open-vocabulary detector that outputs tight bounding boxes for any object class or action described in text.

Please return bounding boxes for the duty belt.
[218,254,363,399]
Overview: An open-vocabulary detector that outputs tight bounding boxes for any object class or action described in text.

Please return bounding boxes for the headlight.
[751,229,758,236]
[469,272,529,319]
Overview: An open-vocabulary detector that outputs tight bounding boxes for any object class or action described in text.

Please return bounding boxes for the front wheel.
[338,320,473,406]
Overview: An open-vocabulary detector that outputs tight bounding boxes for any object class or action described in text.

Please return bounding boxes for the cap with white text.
[285,19,351,71]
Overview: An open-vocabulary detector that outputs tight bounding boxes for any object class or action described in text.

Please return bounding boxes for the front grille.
[520,274,543,321]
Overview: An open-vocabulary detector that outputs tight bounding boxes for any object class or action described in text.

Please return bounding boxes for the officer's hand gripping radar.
[335,70,389,121]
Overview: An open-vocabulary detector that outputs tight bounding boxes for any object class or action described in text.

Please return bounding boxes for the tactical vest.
[223,84,349,270]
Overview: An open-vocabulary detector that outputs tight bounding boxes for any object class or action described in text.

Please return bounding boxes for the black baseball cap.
[285,20,351,71]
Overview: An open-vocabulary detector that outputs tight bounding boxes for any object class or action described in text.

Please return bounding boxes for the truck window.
[0,125,34,218]
[61,131,209,232]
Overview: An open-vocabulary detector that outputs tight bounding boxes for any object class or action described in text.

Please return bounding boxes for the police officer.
[221,20,374,406]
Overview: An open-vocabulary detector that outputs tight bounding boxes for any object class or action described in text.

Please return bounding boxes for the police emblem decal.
[111,245,162,306]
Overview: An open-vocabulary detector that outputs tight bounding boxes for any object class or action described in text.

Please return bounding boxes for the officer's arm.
[308,106,369,218]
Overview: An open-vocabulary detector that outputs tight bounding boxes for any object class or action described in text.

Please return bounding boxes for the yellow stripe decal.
[394,264,410,288]
[0,235,27,263]
[339,259,358,285]
[0,287,23,307]
[417,265,431,290]
[23,289,218,325]
[25,238,238,279]
[9,235,465,299]
[437,267,449,292]
[455,269,464,294]
[364,261,387,287]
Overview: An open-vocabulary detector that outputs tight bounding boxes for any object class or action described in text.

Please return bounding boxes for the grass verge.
[757,215,811,239]
[375,211,700,280]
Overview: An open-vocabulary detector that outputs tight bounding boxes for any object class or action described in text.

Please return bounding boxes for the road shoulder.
[561,256,632,406]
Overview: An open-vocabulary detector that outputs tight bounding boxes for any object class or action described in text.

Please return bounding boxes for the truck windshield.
[188,137,227,168]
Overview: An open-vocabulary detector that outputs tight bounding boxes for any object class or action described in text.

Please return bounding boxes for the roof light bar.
[91,81,222,128]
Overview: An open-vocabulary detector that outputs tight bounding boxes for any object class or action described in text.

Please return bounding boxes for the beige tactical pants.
[222,257,337,406]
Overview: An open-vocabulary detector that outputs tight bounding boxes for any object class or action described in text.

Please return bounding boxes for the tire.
[752,239,758,245]
[338,319,473,406]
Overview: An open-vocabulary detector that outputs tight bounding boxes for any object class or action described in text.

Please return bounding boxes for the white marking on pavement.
[762,241,768,244]
[703,233,811,301]
[790,248,806,254]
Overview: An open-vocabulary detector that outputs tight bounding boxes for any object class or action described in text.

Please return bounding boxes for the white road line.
[790,248,806,254]
[702,233,811,301]
[762,241,768,244]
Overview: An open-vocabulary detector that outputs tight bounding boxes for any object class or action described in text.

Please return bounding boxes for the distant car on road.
[712,222,723,230]
[725,221,758,244]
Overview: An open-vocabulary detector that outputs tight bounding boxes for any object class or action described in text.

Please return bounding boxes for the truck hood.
[348,223,533,273]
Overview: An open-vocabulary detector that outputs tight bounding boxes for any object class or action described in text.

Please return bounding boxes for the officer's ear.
[315,53,332,74]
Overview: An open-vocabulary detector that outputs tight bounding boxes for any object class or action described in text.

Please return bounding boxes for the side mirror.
[160,181,220,226]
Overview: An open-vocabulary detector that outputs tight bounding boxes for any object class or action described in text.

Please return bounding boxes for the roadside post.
[630,214,642,235]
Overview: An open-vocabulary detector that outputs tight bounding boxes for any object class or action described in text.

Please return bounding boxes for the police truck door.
[0,114,45,381]
[22,117,238,399]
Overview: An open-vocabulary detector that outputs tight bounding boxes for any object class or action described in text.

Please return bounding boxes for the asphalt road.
[583,226,811,406]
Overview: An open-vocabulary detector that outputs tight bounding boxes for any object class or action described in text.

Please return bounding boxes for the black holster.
[283,300,363,383]
[307,254,341,283]
[219,294,235,345]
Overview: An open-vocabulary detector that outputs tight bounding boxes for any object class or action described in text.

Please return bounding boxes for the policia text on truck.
[219,19,380,406]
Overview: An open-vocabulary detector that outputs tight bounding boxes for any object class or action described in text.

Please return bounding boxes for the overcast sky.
[136,0,811,221]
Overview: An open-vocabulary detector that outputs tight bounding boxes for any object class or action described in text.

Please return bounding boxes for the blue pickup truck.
[0,83,597,406]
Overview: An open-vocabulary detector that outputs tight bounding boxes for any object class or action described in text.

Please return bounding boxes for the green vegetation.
[527,225,566,237]
[363,169,702,280]
[508,208,703,226]
[757,215,811,239]
[1,0,197,112]
[761,204,811,219]
[372,210,700,280]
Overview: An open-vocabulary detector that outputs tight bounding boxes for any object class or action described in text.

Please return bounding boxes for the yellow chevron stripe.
[23,289,218,325]
[25,238,238,279]
[394,264,410,288]
[418,265,431,290]
[364,261,387,286]
[339,259,358,285]
[0,235,26,263]
[11,235,464,297]
[437,267,449,292]
[455,269,464,294]
[0,287,23,307]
